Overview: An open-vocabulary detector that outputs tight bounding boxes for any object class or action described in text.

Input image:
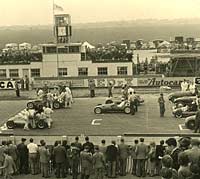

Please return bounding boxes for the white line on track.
[91,119,102,125]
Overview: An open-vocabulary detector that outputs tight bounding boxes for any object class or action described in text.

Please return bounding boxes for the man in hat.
[158,93,165,117]
[17,138,29,174]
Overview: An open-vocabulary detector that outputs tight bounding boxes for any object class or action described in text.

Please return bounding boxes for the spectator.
[181,79,189,92]
[128,91,136,115]
[7,140,18,173]
[118,138,129,176]
[27,138,39,175]
[108,82,114,98]
[93,146,105,179]
[53,140,67,178]
[160,155,178,179]
[165,138,181,171]
[25,75,29,91]
[38,140,50,178]
[71,136,82,152]
[20,78,24,91]
[194,109,200,133]
[15,80,20,97]
[0,141,8,176]
[0,150,16,179]
[80,146,93,179]
[106,140,118,178]
[83,136,94,154]
[148,141,157,177]
[178,152,192,179]
[135,138,149,177]
[184,139,200,164]
[43,106,53,129]
[46,91,54,109]
[65,87,73,108]
[17,138,29,174]
[130,139,138,176]
[155,140,166,175]
[62,140,70,175]
[189,163,200,179]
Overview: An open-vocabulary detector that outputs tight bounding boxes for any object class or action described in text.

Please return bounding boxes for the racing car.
[6,112,49,129]
[185,115,196,130]
[168,91,195,102]
[94,100,131,114]
[105,95,144,105]
[27,98,65,110]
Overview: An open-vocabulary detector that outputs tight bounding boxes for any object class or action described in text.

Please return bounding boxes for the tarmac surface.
[0,93,192,137]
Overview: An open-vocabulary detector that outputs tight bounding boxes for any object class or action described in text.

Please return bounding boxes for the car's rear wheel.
[105,99,113,104]
[27,102,34,109]
[94,107,102,114]
[186,119,195,130]
[124,106,131,114]
[53,101,60,109]
[174,111,183,118]
[37,120,46,129]
[6,121,15,129]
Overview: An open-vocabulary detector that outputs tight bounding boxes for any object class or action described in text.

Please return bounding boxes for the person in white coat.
[181,79,189,92]
[65,87,73,108]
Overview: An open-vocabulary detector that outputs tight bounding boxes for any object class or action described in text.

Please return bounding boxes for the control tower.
[54,14,72,44]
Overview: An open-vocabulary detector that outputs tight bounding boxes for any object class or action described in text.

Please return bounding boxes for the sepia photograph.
[0,0,200,178]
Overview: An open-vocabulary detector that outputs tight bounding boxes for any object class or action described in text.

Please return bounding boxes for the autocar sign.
[0,80,15,89]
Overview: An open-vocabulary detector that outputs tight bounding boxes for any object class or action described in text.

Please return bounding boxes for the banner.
[0,80,15,89]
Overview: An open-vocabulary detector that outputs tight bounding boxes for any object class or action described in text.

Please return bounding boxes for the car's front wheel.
[27,102,34,109]
[94,107,102,114]
[124,106,131,114]
[6,121,15,129]
[53,101,60,109]
[37,120,46,129]
[186,119,196,130]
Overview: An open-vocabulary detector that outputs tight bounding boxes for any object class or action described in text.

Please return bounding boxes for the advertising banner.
[0,80,15,89]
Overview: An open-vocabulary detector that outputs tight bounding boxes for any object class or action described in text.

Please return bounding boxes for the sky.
[0,0,200,26]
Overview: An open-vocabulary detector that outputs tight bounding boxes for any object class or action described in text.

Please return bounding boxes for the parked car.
[185,115,196,130]
[168,91,195,102]
[94,100,131,114]
[173,96,197,107]
[172,105,198,118]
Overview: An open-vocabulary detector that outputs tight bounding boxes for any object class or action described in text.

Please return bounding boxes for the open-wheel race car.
[168,91,195,103]
[94,100,131,114]
[6,112,50,129]
[185,115,196,130]
[27,98,65,110]
[105,95,144,105]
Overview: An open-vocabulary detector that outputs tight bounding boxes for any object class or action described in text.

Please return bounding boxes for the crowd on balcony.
[0,136,200,179]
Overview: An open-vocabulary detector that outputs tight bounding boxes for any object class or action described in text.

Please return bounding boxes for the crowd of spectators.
[0,136,200,179]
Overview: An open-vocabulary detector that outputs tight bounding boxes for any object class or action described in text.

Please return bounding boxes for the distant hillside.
[1,18,200,48]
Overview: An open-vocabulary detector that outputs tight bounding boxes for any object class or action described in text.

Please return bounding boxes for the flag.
[53,3,64,11]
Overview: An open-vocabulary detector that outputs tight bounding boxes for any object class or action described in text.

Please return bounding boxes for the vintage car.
[185,115,196,130]
[27,98,65,110]
[105,95,144,105]
[168,91,195,102]
[94,100,131,114]
[6,112,49,129]
[173,96,197,107]
[172,105,197,118]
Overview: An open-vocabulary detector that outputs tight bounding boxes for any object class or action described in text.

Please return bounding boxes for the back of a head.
[101,139,106,144]
[111,140,116,145]
[160,168,173,179]
[166,138,177,147]
[120,138,125,143]
[134,139,139,144]
[85,136,89,142]
[178,152,189,166]
[30,138,34,143]
[161,155,173,168]
[160,140,165,145]
[75,136,79,141]
[2,141,6,146]
[140,138,144,143]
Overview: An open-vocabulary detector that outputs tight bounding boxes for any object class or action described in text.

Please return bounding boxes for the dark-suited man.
[82,136,94,154]
[106,140,118,178]
[53,141,67,178]
[194,110,200,133]
[80,146,93,179]
[17,138,29,174]
[135,138,148,177]
[39,140,50,178]
[131,139,138,176]
[118,138,129,176]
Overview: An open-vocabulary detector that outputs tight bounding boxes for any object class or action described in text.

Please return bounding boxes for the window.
[117,66,128,75]
[9,69,19,78]
[44,46,57,53]
[58,68,68,76]
[69,46,80,53]
[78,67,88,76]
[0,69,6,78]
[98,67,108,76]
[31,69,40,77]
